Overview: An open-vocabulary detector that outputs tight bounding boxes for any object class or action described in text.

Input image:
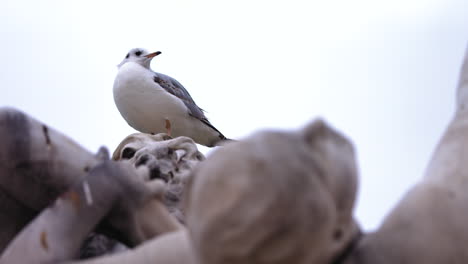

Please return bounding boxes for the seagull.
[113,48,229,147]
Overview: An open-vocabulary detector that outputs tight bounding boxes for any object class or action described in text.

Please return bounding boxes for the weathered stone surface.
[0,107,101,253]
[0,160,176,263]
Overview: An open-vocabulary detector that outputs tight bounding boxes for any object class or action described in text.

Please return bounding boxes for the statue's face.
[112,133,204,183]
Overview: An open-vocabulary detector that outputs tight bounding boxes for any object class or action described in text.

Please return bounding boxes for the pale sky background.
[1,0,467,230]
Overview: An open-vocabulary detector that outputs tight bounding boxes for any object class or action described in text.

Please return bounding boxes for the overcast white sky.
[1,0,468,230]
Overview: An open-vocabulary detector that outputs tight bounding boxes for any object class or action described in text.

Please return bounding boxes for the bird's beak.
[145,51,162,59]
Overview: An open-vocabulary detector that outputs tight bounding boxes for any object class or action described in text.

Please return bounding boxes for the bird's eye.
[135,51,142,56]
[125,53,130,59]
[121,147,136,159]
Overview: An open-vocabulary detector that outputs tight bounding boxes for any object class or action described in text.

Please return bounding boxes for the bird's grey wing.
[152,72,227,139]
[153,73,206,120]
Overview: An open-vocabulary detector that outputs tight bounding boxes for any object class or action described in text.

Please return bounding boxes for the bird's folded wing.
[153,72,226,140]
[153,73,206,120]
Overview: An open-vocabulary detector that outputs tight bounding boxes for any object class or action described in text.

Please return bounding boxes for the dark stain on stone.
[40,231,49,251]
[42,124,51,146]
[0,109,31,166]
[333,228,343,241]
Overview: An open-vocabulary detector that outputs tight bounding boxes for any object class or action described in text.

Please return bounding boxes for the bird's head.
[118,48,161,69]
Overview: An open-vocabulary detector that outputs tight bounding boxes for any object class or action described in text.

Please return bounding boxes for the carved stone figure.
[185,119,360,264]
[112,133,205,223]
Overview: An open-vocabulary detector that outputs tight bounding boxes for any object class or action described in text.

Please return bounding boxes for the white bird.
[113,48,229,147]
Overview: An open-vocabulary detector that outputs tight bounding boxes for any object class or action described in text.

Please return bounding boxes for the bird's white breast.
[113,62,188,134]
